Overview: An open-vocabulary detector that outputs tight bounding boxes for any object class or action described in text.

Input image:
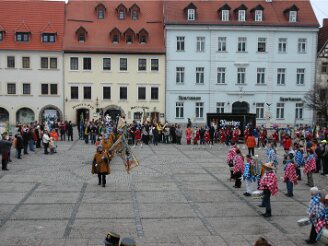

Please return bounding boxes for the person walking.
[67,121,73,141]
[91,145,111,187]
[42,130,50,154]
[246,133,256,156]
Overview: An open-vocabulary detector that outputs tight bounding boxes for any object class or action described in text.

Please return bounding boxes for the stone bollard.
[120,237,136,246]
[104,232,120,246]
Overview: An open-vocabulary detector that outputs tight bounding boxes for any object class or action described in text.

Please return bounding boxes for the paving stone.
[0,192,27,204]
[76,203,134,219]
[137,191,187,204]
[24,192,80,204]
[139,203,196,218]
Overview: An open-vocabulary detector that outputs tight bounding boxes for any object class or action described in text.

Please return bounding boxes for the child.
[49,137,57,154]
[243,155,256,196]
[304,149,316,187]
[233,149,244,188]
[283,153,298,197]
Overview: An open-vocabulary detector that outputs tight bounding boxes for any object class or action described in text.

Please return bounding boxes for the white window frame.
[257,68,265,84]
[298,38,307,53]
[256,103,265,119]
[255,10,262,22]
[296,68,305,85]
[176,102,184,118]
[237,67,246,84]
[222,10,229,21]
[216,102,225,113]
[277,68,286,85]
[238,10,246,21]
[196,37,205,52]
[103,57,111,71]
[22,83,31,95]
[83,57,92,71]
[237,37,247,52]
[137,86,146,100]
[217,67,226,84]
[257,38,266,52]
[151,87,159,100]
[195,102,204,118]
[70,57,79,71]
[289,11,297,22]
[187,9,195,21]
[295,103,303,119]
[276,103,285,119]
[177,36,185,52]
[70,86,79,99]
[176,67,185,84]
[218,37,226,52]
[278,38,287,53]
[103,86,111,100]
[196,67,204,84]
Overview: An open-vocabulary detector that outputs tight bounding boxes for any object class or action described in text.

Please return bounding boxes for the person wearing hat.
[103,231,120,246]
[91,145,111,187]
[283,153,298,197]
[304,149,317,187]
[102,135,111,152]
[315,195,328,240]
[265,143,278,170]
[305,187,323,244]
[259,162,278,217]
[232,149,244,188]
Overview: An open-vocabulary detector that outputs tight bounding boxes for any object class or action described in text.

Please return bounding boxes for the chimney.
[323,18,328,27]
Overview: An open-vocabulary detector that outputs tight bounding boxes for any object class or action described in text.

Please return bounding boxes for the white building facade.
[165,1,319,128]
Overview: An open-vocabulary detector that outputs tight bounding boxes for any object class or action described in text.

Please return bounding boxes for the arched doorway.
[150,111,160,124]
[0,107,9,133]
[232,101,249,114]
[76,108,89,126]
[39,105,63,129]
[16,108,35,125]
[103,105,124,122]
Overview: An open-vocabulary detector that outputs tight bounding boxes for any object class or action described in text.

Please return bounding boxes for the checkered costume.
[284,162,298,184]
[266,148,278,167]
[316,207,328,233]
[307,195,324,225]
[243,162,256,182]
[295,150,305,167]
[226,146,237,164]
[259,171,278,196]
[304,154,316,175]
[233,155,244,174]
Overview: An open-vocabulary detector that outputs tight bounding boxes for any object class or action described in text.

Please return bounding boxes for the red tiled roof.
[0,1,65,51]
[64,1,165,53]
[318,26,328,53]
[164,0,319,27]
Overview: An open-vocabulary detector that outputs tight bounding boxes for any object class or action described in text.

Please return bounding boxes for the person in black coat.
[67,121,73,141]
[22,128,29,154]
[0,134,12,170]
[15,133,23,159]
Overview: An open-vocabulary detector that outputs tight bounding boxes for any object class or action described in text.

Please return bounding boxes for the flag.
[7,121,11,135]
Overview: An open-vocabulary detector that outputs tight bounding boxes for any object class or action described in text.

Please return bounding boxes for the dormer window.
[187,9,195,21]
[129,4,140,20]
[238,10,246,21]
[75,26,87,43]
[184,3,197,21]
[95,3,106,19]
[124,28,135,44]
[289,11,297,22]
[218,4,231,22]
[110,27,121,44]
[126,35,133,44]
[119,10,125,20]
[16,32,30,42]
[0,31,3,41]
[42,33,56,43]
[255,10,262,22]
[138,28,148,44]
[116,4,127,20]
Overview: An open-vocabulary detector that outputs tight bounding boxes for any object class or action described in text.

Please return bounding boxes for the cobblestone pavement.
[0,137,327,246]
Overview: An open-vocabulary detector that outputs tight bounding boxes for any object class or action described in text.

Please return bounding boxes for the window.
[276,103,285,119]
[196,37,205,52]
[7,56,15,68]
[41,57,48,69]
[50,84,57,95]
[289,11,297,22]
[278,38,287,53]
[84,86,91,99]
[70,57,78,70]
[296,68,305,85]
[256,103,264,119]
[177,36,185,51]
[139,35,147,44]
[42,33,56,43]
[176,67,185,84]
[126,35,133,44]
[98,9,104,19]
[41,84,48,95]
[16,32,30,42]
[0,31,3,41]
[257,38,266,52]
[103,58,111,71]
[237,67,246,84]
[151,59,159,71]
[138,87,146,100]
[151,87,159,100]
[187,9,195,20]
[277,68,286,85]
[78,34,85,42]
[138,59,147,71]
[322,62,328,73]
[7,83,16,94]
[295,103,303,119]
[119,10,125,20]
[103,86,111,100]
[71,86,78,99]
[22,83,31,95]
[195,102,204,118]
[22,57,30,69]
[238,37,247,52]
[217,67,226,84]
[134,112,142,120]
[120,58,127,71]
[176,102,184,118]
[257,68,265,84]
[238,10,246,21]
[196,67,204,84]
[255,10,262,22]
[83,58,91,70]
[112,34,119,43]
[120,87,127,100]
[50,58,57,69]
[216,102,225,113]
[218,37,226,52]
[222,10,229,21]
[298,38,306,53]
[131,10,138,20]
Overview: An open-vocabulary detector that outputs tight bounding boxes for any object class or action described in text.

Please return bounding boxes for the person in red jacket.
[283,135,292,153]
[133,127,142,148]
[272,130,279,147]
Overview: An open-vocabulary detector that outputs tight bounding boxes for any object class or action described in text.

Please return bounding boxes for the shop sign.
[178,96,201,100]
[72,103,94,110]
[279,97,302,102]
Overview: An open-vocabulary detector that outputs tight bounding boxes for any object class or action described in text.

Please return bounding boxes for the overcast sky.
[311,0,328,26]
